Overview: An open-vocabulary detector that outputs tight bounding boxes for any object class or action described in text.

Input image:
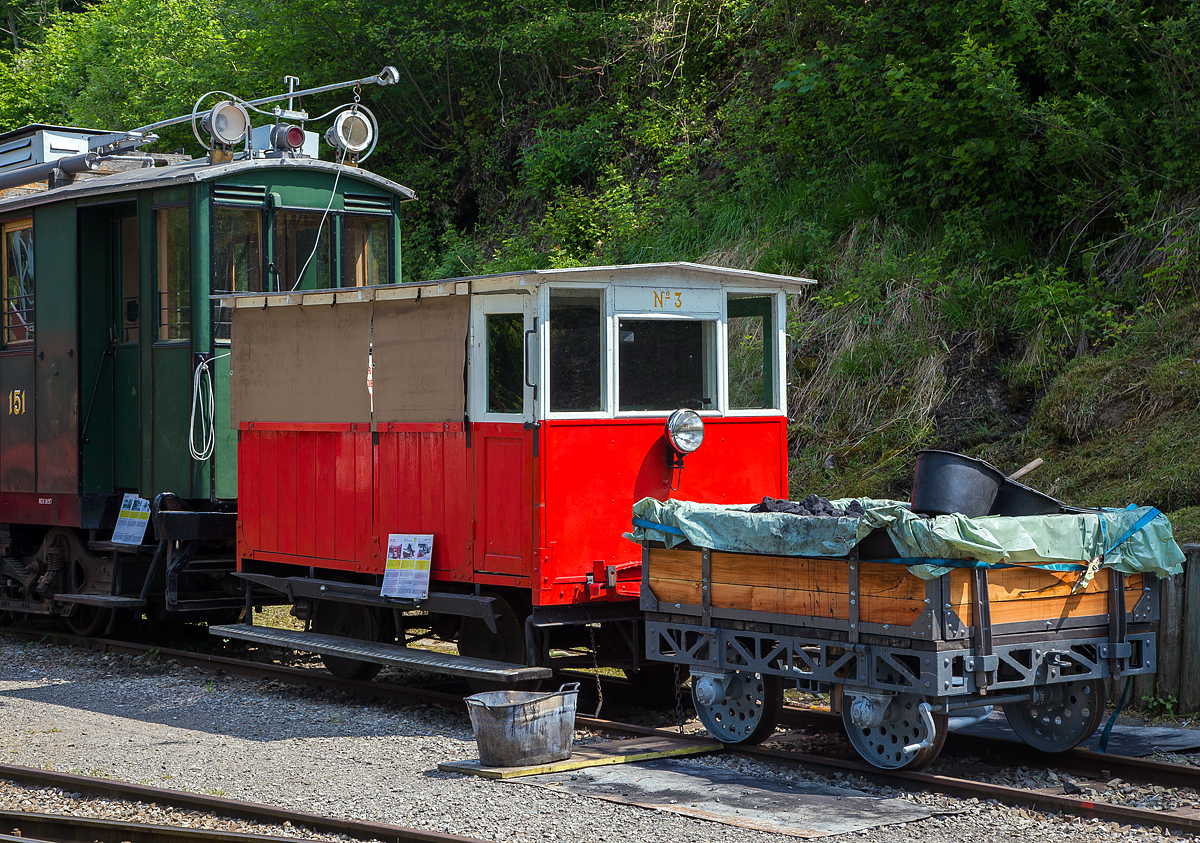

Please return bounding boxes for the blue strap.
[1098,675,1132,753]
[632,517,686,537]
[1104,507,1160,558]
[868,557,1086,572]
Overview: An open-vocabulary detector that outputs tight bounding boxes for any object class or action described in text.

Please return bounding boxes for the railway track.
[4,624,1199,837]
[0,763,484,843]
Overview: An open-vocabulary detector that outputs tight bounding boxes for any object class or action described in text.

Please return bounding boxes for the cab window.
[276,210,332,290]
[618,319,715,412]
[343,215,389,287]
[486,313,524,414]
[2,219,34,347]
[727,294,776,410]
[211,207,263,341]
[549,288,603,412]
[155,206,190,341]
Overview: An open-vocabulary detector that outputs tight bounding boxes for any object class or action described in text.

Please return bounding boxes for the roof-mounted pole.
[129,67,400,135]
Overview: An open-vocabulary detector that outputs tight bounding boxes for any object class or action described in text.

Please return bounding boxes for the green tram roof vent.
[343,192,392,213]
[213,183,267,206]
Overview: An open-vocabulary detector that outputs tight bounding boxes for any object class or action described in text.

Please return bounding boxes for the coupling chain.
[674,662,685,733]
[588,624,604,718]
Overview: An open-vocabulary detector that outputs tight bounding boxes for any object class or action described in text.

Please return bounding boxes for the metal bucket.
[910,450,1005,517]
[465,682,579,767]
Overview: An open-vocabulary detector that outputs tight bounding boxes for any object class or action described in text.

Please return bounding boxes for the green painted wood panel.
[77,206,115,494]
[151,344,193,495]
[213,354,236,498]
[0,352,36,492]
[33,202,79,493]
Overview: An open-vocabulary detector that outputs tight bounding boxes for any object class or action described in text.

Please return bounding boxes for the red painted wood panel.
[473,423,532,577]
[538,416,787,606]
[259,430,279,555]
[277,429,298,556]
[296,431,317,557]
[374,423,472,581]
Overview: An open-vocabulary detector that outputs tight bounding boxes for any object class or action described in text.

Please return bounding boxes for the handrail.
[80,349,111,444]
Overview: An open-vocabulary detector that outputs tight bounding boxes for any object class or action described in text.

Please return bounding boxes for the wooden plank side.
[859,563,925,625]
[1158,572,1185,705]
[710,552,849,592]
[1180,546,1200,713]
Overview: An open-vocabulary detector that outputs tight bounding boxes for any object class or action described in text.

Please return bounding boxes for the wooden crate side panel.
[949,567,1144,627]
[859,562,926,626]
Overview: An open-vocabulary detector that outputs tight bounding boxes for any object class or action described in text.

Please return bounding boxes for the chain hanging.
[674,662,685,733]
[588,625,604,718]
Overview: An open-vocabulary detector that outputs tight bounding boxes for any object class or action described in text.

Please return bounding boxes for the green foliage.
[3,0,1200,520]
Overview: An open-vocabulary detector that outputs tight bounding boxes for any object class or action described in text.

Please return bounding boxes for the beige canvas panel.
[372,295,469,423]
[230,301,372,424]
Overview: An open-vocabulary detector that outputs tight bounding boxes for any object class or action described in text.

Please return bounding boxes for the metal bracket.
[964,654,999,673]
[848,560,860,644]
[1131,573,1157,623]
[639,542,658,612]
[701,548,712,628]
[1098,642,1132,660]
[1108,569,1128,674]
[971,567,994,691]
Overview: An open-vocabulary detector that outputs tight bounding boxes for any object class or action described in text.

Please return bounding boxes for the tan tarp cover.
[371,295,469,423]
[231,302,373,423]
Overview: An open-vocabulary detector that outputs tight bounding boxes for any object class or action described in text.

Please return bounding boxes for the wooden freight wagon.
[641,526,1163,769]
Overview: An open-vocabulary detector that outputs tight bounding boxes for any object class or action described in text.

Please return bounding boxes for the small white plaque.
[111,493,151,547]
[381,533,433,600]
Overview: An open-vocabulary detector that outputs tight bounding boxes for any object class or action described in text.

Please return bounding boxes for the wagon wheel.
[841,692,948,770]
[312,600,385,681]
[693,671,783,745]
[60,530,114,637]
[1003,679,1107,752]
[458,593,541,692]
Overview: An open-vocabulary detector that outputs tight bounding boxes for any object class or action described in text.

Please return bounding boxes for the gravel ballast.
[1,634,1195,842]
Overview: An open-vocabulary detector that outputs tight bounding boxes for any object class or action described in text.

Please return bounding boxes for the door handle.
[523,317,538,401]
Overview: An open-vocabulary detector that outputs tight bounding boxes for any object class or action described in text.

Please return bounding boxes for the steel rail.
[0,765,484,843]
[6,625,1200,833]
[778,704,1200,792]
[573,716,1200,837]
[0,809,358,843]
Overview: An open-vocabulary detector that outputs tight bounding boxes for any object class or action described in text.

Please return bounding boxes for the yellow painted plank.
[438,736,723,779]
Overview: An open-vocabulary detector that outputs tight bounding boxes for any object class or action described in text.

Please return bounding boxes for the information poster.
[111,493,151,546]
[381,533,433,600]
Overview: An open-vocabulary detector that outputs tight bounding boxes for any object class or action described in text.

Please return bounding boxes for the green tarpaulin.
[628,497,1185,581]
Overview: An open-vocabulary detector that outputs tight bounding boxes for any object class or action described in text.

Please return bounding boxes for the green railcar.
[0,73,413,633]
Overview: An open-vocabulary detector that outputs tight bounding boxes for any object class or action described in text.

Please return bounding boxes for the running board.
[54,595,146,608]
[209,624,553,684]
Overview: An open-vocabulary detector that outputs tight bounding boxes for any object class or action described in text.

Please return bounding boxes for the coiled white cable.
[190,352,231,461]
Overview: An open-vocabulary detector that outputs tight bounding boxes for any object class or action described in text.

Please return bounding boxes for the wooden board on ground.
[439,736,723,779]
[518,758,935,837]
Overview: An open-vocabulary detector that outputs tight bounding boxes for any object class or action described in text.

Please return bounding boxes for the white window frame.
[469,291,536,423]
[612,304,721,418]
[723,287,788,417]
[539,284,611,421]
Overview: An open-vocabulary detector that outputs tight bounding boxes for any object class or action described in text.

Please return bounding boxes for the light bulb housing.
[201,101,250,147]
[665,408,705,455]
[325,109,374,155]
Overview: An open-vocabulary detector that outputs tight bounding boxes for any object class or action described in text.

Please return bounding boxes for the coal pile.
[750,494,865,518]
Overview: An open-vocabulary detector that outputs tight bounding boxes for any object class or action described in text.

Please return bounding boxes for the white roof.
[215,262,815,309]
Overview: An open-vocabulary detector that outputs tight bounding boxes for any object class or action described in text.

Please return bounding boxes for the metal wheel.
[693,671,783,745]
[1003,679,1107,752]
[312,600,385,681]
[458,593,540,692]
[66,605,114,637]
[842,692,948,770]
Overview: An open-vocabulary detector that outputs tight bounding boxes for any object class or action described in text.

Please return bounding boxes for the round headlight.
[665,408,704,454]
[325,109,374,154]
[201,101,249,146]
